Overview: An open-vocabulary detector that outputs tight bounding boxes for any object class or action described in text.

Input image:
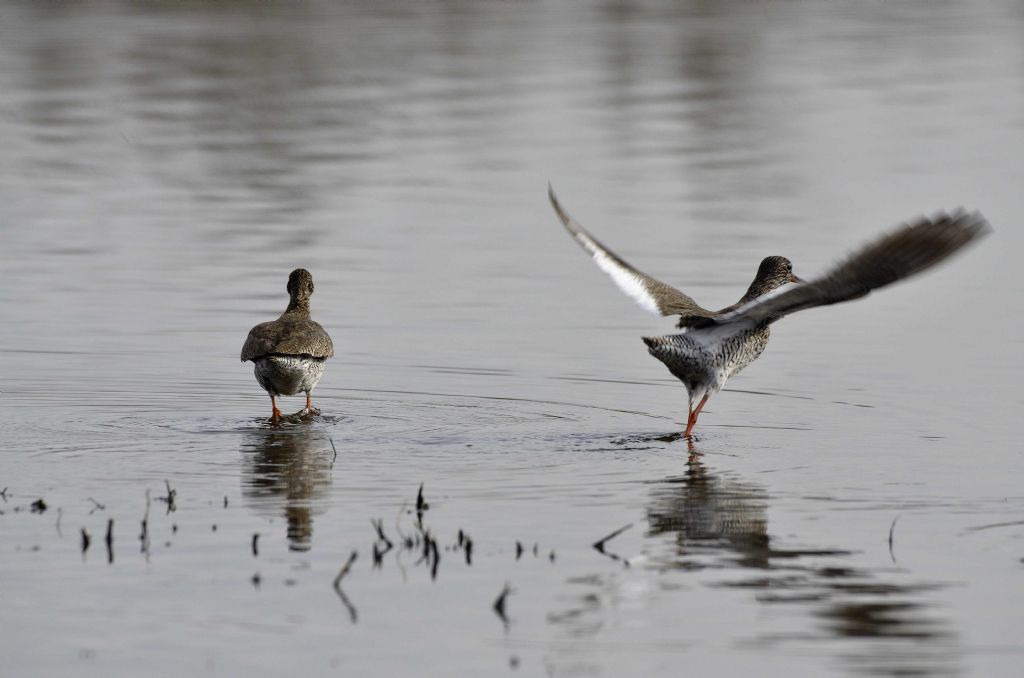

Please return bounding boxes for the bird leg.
[270,395,282,421]
[304,393,320,416]
[684,395,709,437]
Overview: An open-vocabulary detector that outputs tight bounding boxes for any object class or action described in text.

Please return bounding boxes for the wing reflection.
[550,443,960,677]
[240,424,333,552]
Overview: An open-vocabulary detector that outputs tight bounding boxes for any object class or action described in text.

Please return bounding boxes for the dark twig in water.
[223,496,228,509]
[81,528,91,555]
[30,498,47,514]
[333,550,358,588]
[888,515,900,564]
[330,436,338,466]
[532,543,538,557]
[430,538,440,580]
[370,519,393,568]
[465,536,473,566]
[593,523,633,564]
[332,551,359,623]
[0,487,7,502]
[371,519,394,550]
[593,523,633,553]
[87,497,105,514]
[515,541,523,560]
[549,550,556,563]
[415,483,430,526]
[140,489,151,556]
[252,533,260,557]
[493,582,513,627]
[155,480,176,513]
[105,519,114,564]
[335,587,357,623]
[416,529,432,565]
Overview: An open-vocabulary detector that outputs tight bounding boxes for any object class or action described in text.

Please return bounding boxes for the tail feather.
[642,333,708,370]
[641,336,665,349]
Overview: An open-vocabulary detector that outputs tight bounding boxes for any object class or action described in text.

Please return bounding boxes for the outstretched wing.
[548,185,713,320]
[700,209,990,330]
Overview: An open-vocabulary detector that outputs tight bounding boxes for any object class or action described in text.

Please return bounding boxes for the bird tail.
[642,333,705,368]
[642,334,712,409]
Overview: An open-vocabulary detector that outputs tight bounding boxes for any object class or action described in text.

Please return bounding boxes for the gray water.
[2,1,1023,676]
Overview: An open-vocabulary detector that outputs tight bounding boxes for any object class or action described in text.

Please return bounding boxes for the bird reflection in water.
[549,440,959,677]
[240,423,334,552]
[648,442,957,674]
[647,442,772,569]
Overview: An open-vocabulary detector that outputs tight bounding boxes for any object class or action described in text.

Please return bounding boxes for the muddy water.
[1,1,1023,676]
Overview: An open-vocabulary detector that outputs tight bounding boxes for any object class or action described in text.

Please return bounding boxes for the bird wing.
[275,319,334,358]
[700,209,991,330]
[241,321,278,362]
[241,319,334,361]
[548,185,714,320]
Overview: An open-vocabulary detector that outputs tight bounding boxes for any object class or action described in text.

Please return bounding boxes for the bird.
[548,185,990,437]
[241,268,334,421]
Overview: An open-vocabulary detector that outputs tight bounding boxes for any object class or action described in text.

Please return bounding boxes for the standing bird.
[548,186,989,437]
[241,269,334,421]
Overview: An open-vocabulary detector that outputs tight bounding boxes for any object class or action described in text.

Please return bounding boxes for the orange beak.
[789,274,803,283]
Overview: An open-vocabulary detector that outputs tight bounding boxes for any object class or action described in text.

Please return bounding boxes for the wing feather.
[704,209,990,330]
[548,185,713,320]
[241,319,334,361]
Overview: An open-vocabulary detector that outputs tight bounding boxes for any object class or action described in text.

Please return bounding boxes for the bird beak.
[789,274,803,283]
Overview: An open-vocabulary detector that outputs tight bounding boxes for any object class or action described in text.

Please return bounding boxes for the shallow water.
[2,1,1023,676]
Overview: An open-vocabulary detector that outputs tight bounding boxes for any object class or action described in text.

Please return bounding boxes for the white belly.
[253,356,325,396]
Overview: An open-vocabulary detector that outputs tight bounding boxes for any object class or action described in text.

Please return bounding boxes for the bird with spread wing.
[548,185,990,437]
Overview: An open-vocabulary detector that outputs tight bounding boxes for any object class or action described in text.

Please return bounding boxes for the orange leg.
[304,393,320,416]
[270,395,282,420]
[684,395,709,437]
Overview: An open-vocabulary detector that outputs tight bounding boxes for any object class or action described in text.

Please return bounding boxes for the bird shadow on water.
[239,421,336,552]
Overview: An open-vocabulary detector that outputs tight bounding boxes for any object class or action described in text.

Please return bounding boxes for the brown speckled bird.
[241,269,334,420]
[549,185,990,437]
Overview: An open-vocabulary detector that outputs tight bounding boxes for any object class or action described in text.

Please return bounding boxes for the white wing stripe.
[573,231,661,315]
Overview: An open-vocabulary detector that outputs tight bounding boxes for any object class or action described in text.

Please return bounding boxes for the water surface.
[2,1,1023,676]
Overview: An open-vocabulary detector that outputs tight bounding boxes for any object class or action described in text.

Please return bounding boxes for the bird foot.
[655,431,688,443]
[301,407,321,417]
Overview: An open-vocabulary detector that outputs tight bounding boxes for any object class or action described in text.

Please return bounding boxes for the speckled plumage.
[549,186,990,436]
[241,269,333,419]
[254,355,326,397]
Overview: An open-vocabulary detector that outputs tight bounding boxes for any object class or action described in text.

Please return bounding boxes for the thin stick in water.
[332,550,359,623]
[333,550,358,589]
[593,523,633,554]
[105,518,114,564]
[493,582,513,627]
[888,515,900,563]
